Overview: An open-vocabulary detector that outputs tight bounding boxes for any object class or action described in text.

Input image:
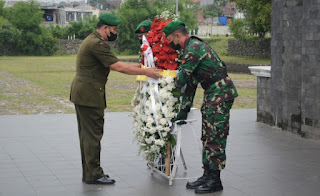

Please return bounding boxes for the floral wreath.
[132,16,182,163]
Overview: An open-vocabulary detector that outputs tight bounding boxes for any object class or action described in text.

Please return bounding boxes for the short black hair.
[173,26,188,35]
[97,21,106,29]
[97,21,117,29]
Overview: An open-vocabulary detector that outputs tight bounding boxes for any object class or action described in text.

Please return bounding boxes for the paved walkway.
[1,109,320,196]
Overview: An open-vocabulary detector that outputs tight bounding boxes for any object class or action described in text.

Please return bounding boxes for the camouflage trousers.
[201,99,234,170]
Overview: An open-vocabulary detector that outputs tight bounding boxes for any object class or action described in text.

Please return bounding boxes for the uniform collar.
[182,35,190,49]
[94,31,105,41]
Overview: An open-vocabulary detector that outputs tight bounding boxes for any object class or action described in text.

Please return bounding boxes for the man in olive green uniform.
[135,20,152,65]
[70,13,161,185]
[135,20,152,44]
[163,21,238,194]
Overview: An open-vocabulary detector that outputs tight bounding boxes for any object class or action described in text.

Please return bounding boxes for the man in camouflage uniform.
[163,21,238,194]
[70,13,161,185]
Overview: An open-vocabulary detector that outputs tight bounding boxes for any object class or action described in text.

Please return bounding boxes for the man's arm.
[109,61,161,79]
[174,78,198,124]
[180,79,197,111]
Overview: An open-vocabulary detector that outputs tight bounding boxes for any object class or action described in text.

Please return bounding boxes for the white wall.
[197,25,230,36]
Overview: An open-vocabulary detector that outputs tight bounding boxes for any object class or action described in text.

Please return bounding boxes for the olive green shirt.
[70,31,118,109]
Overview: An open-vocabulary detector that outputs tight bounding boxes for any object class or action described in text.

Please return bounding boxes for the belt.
[200,72,228,90]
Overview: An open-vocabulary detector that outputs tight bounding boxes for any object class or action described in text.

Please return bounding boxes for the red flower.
[141,18,179,70]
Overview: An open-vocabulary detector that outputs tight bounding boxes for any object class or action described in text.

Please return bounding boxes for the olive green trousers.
[75,104,105,181]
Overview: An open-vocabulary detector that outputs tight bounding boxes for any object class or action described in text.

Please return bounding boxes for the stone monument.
[250,0,320,139]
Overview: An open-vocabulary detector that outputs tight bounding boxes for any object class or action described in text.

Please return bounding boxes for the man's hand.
[174,109,188,125]
[145,67,162,79]
[132,63,141,68]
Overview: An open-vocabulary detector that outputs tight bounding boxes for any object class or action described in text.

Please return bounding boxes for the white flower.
[145,135,155,144]
[162,106,168,114]
[156,125,164,131]
[145,138,152,144]
[149,127,157,134]
[145,100,151,107]
[164,127,171,132]
[145,109,151,116]
[165,76,174,84]
[155,139,165,147]
[150,144,157,152]
[147,117,154,124]
[167,83,174,91]
[146,122,153,128]
[162,132,168,137]
[159,118,167,126]
[159,78,166,86]
[155,103,161,111]
[159,88,166,96]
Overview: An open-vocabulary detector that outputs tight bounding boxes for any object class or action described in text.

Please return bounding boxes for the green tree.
[8,0,43,33]
[228,18,248,39]
[117,0,157,54]
[0,23,22,55]
[3,0,58,55]
[177,0,199,32]
[39,26,59,56]
[216,0,229,6]
[230,0,271,37]
[0,0,9,26]
[65,16,99,40]
[88,0,108,10]
[203,3,222,18]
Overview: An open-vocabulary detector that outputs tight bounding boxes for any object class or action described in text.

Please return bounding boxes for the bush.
[39,27,59,56]
[0,23,21,55]
[0,0,58,55]
[229,19,249,40]
[65,16,98,40]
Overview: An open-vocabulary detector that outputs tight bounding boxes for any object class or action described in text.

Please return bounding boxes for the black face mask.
[107,31,117,41]
[170,41,181,50]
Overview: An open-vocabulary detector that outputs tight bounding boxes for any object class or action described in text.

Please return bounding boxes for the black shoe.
[195,170,223,194]
[186,175,209,189]
[86,175,115,185]
[82,175,109,183]
[186,167,209,189]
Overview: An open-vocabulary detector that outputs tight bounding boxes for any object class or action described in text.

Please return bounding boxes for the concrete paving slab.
[0,109,320,196]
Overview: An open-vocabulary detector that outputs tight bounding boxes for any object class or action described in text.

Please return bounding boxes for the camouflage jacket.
[176,36,238,111]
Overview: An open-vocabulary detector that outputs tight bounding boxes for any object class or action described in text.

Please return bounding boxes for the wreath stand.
[150,118,201,185]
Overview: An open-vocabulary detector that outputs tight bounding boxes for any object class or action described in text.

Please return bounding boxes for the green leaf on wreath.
[168,133,176,147]
[172,88,182,98]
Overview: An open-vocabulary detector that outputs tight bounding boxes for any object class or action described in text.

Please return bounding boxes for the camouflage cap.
[162,21,185,37]
[99,13,121,26]
[135,20,152,34]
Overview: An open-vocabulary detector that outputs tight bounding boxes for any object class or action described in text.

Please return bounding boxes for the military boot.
[186,166,209,189]
[195,169,223,194]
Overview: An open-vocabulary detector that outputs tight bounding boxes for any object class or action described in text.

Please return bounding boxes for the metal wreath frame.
[150,119,201,185]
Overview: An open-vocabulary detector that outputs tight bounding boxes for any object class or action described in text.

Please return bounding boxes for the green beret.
[99,13,121,26]
[162,21,185,37]
[135,20,152,34]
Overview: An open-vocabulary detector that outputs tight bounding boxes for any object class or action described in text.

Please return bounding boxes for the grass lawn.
[0,55,256,114]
